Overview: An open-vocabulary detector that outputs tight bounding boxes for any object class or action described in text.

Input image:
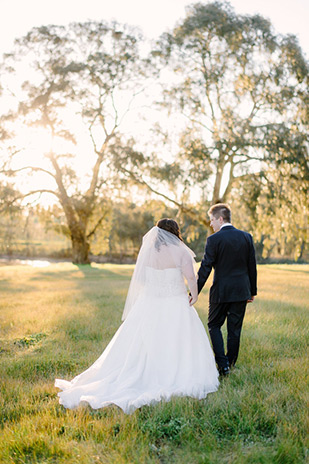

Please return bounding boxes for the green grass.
[0,263,308,463]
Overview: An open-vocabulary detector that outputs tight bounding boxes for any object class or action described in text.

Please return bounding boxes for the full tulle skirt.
[55,292,219,414]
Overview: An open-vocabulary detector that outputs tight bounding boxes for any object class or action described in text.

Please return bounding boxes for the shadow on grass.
[0,263,128,384]
[0,279,37,294]
[28,264,133,282]
[1,305,118,382]
[2,269,307,386]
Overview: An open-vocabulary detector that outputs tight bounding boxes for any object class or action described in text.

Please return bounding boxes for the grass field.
[0,262,308,463]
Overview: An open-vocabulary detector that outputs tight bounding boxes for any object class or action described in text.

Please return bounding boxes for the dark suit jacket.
[197,225,257,303]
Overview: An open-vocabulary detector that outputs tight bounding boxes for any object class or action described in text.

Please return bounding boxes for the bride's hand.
[189,294,198,306]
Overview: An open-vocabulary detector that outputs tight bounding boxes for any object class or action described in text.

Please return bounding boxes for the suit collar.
[218,225,235,232]
[220,222,233,230]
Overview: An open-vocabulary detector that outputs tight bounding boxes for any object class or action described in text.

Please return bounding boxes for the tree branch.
[3,166,56,179]
[86,210,110,239]
[201,53,217,130]
[0,188,60,213]
[21,189,60,199]
[182,112,214,134]
[121,166,209,226]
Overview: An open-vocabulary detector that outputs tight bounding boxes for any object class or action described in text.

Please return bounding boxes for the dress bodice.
[144,266,187,297]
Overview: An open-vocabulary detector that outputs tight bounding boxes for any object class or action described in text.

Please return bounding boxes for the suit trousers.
[207,300,247,369]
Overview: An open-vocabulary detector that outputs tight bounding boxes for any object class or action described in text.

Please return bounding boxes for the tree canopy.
[0,1,308,263]
[1,21,150,263]
[150,1,308,207]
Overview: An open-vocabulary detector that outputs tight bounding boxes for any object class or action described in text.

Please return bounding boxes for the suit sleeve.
[247,234,257,296]
[197,236,216,294]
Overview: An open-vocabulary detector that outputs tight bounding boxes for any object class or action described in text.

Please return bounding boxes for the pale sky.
[0,0,308,56]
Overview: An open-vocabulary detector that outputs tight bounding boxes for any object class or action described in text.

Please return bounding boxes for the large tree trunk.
[71,234,90,264]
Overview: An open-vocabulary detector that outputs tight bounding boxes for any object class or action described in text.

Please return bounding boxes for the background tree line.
[0,195,307,263]
[0,1,308,263]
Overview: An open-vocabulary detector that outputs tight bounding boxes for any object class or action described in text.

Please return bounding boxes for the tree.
[0,183,20,214]
[0,180,24,256]
[107,199,177,259]
[148,1,308,211]
[254,166,307,261]
[1,21,149,263]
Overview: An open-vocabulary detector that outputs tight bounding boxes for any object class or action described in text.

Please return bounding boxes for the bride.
[55,219,219,414]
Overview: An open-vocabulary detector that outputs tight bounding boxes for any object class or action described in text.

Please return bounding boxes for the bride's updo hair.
[156,218,183,242]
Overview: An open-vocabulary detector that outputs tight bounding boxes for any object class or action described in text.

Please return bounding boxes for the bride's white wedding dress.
[55,227,219,414]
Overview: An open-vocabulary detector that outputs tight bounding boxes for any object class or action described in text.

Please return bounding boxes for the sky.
[0,0,308,56]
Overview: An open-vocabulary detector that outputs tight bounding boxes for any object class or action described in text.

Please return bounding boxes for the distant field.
[0,238,71,258]
[0,263,308,463]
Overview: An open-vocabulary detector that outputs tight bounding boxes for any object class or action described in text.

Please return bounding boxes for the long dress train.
[55,228,219,414]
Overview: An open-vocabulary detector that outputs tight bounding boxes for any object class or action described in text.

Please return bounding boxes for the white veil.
[122,226,197,321]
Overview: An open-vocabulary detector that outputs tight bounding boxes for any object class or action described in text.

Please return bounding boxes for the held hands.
[188,292,198,306]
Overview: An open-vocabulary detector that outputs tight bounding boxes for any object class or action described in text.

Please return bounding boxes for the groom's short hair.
[208,203,231,223]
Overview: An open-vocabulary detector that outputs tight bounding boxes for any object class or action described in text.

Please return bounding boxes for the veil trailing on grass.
[122,226,197,321]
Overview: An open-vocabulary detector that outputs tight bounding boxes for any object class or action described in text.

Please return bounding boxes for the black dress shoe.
[218,366,230,377]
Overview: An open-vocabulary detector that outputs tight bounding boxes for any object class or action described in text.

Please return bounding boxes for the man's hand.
[247,296,255,303]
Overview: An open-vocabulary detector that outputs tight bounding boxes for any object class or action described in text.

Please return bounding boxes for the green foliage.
[231,165,308,261]
[108,199,177,259]
[154,1,308,205]
[0,183,21,214]
[0,263,308,463]
[38,204,71,238]
[0,4,308,263]
[13,332,47,348]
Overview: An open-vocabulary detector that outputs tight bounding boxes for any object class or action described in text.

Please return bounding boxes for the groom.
[197,203,257,376]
